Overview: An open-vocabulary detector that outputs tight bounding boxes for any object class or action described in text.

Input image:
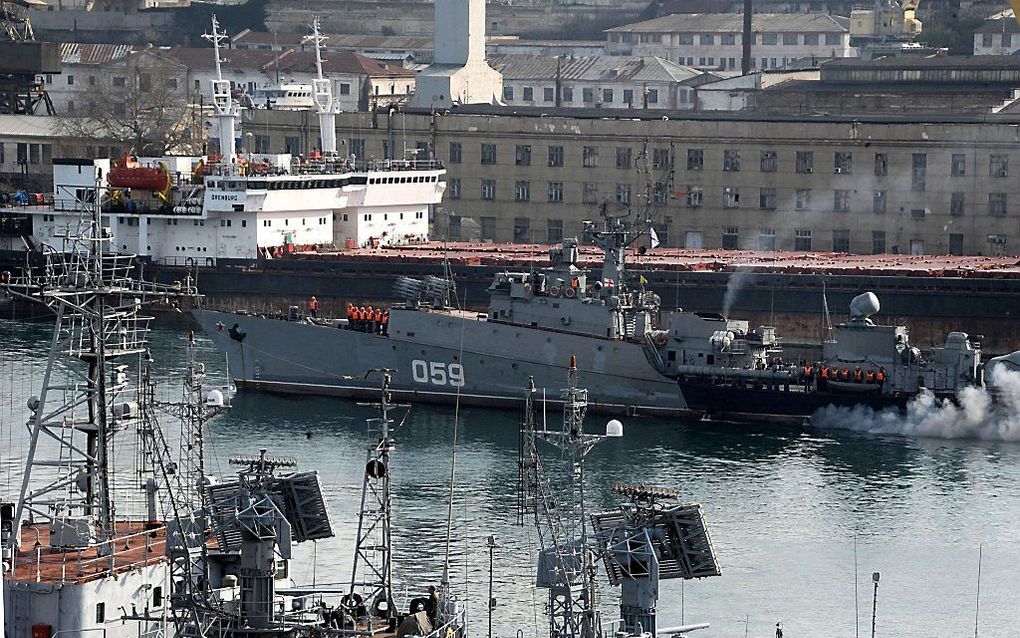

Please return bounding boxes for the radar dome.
[849,292,880,319]
[605,419,624,438]
[205,389,225,407]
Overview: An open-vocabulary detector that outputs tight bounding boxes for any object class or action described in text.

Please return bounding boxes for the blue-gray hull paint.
[192,308,693,417]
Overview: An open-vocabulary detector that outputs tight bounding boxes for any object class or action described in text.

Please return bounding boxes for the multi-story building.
[605,13,854,71]
[973,12,1020,55]
[245,107,1020,256]
[490,54,706,110]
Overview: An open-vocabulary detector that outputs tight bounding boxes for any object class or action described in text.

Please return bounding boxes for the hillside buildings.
[605,13,854,70]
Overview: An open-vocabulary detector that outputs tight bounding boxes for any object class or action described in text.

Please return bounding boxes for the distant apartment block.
[489,55,708,110]
[973,13,1020,55]
[605,13,854,71]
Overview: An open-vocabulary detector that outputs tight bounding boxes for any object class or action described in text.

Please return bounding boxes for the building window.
[548,145,564,167]
[983,33,994,47]
[783,33,798,45]
[112,76,125,87]
[795,189,811,210]
[513,217,530,242]
[949,233,964,256]
[350,138,365,159]
[547,219,563,243]
[449,178,461,199]
[723,186,740,208]
[759,187,777,210]
[873,191,886,214]
[616,147,632,169]
[623,89,634,105]
[701,33,715,44]
[652,148,671,169]
[679,33,694,45]
[480,217,496,241]
[616,183,632,206]
[562,87,574,102]
[338,82,351,95]
[757,228,776,251]
[833,229,851,253]
[796,151,813,173]
[583,183,599,204]
[537,86,551,102]
[722,227,739,249]
[991,154,1009,177]
[834,152,852,174]
[794,228,812,251]
[687,148,704,170]
[503,86,514,101]
[833,190,850,212]
[548,182,563,203]
[515,180,531,202]
[989,192,1008,216]
[824,33,842,45]
[96,602,106,623]
[686,186,703,208]
[722,33,736,44]
[647,89,659,104]
[29,144,40,165]
[874,153,888,176]
[873,231,886,254]
[762,33,778,45]
[481,143,497,165]
[449,142,462,164]
[910,208,926,220]
[951,154,965,176]
[583,87,595,103]
[760,151,777,173]
[911,153,926,192]
[481,179,496,200]
[582,146,599,168]
[804,33,819,45]
[723,150,740,172]
[516,144,532,166]
[951,192,965,216]
[448,216,462,240]
[523,86,534,101]
[602,88,614,103]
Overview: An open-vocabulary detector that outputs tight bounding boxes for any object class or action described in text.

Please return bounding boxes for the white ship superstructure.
[1,16,445,263]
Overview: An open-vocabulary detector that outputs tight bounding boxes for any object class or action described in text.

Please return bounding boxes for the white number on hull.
[411,360,465,387]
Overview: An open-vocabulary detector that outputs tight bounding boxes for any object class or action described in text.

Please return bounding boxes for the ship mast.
[305,16,339,157]
[203,15,239,171]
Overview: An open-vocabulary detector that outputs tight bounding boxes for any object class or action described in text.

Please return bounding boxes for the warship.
[192,210,693,416]
[645,291,1020,422]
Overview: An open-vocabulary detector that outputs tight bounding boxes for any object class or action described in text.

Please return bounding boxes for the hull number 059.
[411,360,465,387]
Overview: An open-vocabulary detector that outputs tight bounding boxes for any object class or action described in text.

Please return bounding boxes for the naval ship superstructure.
[192,212,693,416]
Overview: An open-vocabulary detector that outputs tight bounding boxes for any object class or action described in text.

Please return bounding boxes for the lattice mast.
[518,357,619,638]
[349,369,397,627]
[2,184,199,555]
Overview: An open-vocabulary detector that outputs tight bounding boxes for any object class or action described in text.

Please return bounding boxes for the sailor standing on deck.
[308,296,319,318]
[424,585,439,626]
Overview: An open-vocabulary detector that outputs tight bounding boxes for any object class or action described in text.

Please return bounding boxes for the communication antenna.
[202,15,240,169]
[304,15,339,157]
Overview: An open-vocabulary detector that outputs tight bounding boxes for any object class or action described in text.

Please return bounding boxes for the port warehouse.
[244,107,1020,257]
[145,246,1020,354]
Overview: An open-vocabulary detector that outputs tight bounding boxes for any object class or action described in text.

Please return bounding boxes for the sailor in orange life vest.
[345,302,354,328]
[307,295,319,318]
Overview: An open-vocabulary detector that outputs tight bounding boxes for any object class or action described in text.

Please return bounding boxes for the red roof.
[271,51,415,77]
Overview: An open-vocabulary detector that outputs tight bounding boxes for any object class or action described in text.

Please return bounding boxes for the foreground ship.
[648,291,1020,422]
[193,212,692,416]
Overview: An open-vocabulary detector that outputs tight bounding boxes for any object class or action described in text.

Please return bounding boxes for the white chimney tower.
[412,0,502,109]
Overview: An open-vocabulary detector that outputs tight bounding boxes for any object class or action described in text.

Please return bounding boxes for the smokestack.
[741,0,752,75]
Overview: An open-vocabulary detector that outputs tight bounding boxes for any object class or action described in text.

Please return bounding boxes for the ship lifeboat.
[108,157,171,192]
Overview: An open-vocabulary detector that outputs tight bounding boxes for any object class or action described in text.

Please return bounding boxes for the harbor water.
[3,318,1020,638]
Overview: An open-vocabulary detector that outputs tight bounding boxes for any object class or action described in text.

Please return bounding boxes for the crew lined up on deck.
[808,363,886,387]
[345,302,389,334]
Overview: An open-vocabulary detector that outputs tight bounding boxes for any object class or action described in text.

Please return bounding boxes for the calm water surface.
[2,318,1019,638]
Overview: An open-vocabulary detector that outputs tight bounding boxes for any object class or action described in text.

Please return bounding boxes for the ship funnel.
[849,292,880,319]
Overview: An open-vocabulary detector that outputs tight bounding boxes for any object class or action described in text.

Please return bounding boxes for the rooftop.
[270,50,415,77]
[163,46,285,72]
[60,42,133,65]
[606,12,849,34]
[974,14,1020,34]
[489,54,701,83]
[823,55,1020,69]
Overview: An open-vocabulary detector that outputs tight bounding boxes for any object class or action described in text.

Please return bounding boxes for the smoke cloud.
[722,268,755,317]
[811,367,1020,442]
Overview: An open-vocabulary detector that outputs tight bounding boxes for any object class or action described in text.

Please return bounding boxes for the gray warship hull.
[191,307,692,416]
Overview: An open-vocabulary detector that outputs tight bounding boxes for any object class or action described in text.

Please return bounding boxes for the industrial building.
[244,107,1020,257]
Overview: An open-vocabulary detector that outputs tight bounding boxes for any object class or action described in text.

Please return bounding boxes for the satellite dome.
[849,292,880,319]
[205,389,225,407]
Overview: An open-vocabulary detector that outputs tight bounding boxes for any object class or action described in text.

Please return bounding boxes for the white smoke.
[722,269,755,317]
[811,367,1020,442]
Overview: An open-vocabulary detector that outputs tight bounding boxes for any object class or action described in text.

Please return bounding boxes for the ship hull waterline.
[192,308,697,418]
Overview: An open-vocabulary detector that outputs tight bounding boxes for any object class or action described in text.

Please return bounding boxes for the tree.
[62,50,202,156]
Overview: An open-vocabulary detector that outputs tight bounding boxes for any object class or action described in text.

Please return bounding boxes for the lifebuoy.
[549,286,560,297]
[653,332,668,347]
[564,287,577,298]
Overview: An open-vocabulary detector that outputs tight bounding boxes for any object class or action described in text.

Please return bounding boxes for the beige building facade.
[245,109,1020,256]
